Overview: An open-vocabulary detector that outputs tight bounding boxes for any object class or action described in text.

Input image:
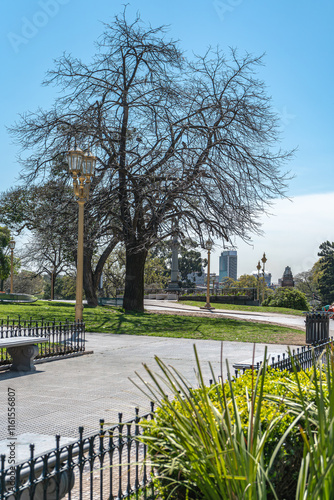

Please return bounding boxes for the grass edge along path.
[0,301,305,345]
[178,300,306,316]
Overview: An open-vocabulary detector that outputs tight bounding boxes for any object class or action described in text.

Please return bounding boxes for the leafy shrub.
[145,373,308,499]
[262,287,309,310]
[137,348,326,500]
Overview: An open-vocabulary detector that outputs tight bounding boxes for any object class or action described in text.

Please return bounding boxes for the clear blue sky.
[1,0,334,281]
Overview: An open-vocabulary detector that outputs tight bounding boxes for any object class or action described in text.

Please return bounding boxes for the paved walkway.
[144,299,307,329]
[0,332,299,444]
[2,300,323,459]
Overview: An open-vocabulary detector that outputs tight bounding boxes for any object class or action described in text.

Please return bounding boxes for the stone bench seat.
[0,336,48,372]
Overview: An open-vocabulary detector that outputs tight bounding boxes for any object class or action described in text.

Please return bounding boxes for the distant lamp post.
[67,148,96,321]
[168,221,181,291]
[201,239,215,310]
[261,252,267,304]
[9,240,15,294]
[256,260,261,303]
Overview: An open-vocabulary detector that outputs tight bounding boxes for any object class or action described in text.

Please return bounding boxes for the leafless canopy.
[9,11,292,309]
[11,11,291,249]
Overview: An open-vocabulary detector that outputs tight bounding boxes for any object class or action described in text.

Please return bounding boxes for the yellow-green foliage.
[151,367,321,440]
[143,366,326,500]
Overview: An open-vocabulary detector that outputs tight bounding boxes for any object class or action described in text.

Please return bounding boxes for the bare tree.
[0,181,118,305]
[19,233,72,299]
[4,270,44,296]
[9,11,292,311]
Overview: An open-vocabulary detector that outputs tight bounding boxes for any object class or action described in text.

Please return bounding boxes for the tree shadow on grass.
[109,311,207,336]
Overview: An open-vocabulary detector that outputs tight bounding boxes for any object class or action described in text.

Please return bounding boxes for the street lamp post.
[9,240,15,294]
[201,240,215,310]
[256,260,261,303]
[67,148,96,322]
[168,219,180,291]
[261,252,267,304]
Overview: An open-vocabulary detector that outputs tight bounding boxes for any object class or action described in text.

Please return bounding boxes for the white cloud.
[209,192,334,283]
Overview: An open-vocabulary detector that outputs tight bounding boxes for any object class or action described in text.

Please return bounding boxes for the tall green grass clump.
[134,346,303,499]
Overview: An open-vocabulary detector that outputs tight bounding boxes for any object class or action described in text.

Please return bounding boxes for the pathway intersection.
[0,301,324,453]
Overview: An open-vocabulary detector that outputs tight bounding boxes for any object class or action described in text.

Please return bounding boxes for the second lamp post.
[9,240,15,294]
[256,260,261,303]
[67,148,96,322]
[202,239,214,310]
[261,252,267,304]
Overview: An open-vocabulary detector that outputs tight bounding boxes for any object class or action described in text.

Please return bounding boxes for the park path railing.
[0,318,85,366]
[1,328,333,499]
[0,407,156,500]
[233,337,333,378]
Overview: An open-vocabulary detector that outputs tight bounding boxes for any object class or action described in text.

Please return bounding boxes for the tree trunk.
[82,238,119,308]
[83,254,98,307]
[51,268,55,301]
[123,246,148,312]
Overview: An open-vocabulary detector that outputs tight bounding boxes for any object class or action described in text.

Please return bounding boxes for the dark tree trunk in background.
[123,246,148,312]
[83,251,99,307]
[51,267,55,300]
[83,259,98,307]
[82,238,119,307]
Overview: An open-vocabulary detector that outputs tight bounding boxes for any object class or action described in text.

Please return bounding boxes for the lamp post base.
[200,303,215,311]
[75,303,83,322]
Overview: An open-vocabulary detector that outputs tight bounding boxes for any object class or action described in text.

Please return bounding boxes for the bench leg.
[7,344,39,372]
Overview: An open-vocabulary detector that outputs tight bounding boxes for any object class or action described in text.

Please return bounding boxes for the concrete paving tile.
[0,333,300,445]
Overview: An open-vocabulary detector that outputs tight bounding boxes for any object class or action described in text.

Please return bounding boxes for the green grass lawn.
[179,300,306,316]
[0,300,305,345]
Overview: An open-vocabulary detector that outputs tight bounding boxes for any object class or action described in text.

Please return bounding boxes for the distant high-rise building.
[219,251,237,282]
[252,271,272,286]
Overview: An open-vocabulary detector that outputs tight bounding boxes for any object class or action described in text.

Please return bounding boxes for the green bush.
[143,368,314,499]
[262,288,309,310]
[137,347,332,500]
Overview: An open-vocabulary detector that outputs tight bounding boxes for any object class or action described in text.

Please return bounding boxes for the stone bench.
[0,337,48,372]
[233,355,273,372]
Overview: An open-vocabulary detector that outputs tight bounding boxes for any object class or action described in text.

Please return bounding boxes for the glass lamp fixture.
[67,148,83,175]
[81,151,97,177]
[205,239,213,251]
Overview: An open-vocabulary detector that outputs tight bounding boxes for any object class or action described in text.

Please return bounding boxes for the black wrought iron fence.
[305,311,329,344]
[0,407,156,500]
[233,337,333,378]
[1,337,334,499]
[0,318,85,366]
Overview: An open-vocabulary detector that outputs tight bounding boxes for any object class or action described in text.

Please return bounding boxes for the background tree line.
[2,222,334,308]
[0,227,207,299]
